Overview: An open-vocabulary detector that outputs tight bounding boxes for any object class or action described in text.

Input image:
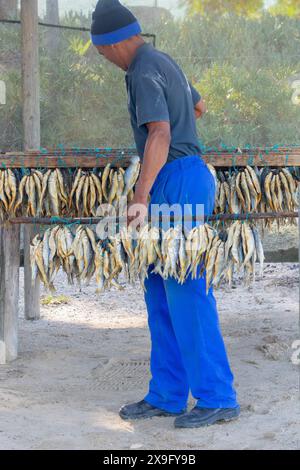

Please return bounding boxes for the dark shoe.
[119,399,186,421]
[174,406,240,428]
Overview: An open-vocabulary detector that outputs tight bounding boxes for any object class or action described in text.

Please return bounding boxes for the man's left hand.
[127,194,148,229]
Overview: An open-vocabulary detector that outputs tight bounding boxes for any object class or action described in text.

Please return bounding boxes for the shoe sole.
[174,409,240,429]
[120,410,186,421]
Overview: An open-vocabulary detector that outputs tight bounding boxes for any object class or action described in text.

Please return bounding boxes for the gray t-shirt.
[125,43,202,162]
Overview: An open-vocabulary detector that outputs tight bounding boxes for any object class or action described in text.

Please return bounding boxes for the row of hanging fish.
[209,220,265,291]
[1,161,297,226]
[0,156,141,220]
[30,220,265,294]
[207,164,299,227]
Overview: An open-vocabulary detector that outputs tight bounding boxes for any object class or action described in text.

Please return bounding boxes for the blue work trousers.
[144,155,238,412]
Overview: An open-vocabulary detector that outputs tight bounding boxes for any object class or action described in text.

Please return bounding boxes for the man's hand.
[127,194,148,229]
[194,98,207,120]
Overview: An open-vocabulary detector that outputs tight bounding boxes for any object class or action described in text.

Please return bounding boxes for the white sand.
[0,263,299,450]
[261,223,298,252]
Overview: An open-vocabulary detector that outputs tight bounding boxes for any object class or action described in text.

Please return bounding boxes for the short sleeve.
[133,71,170,128]
[189,82,201,106]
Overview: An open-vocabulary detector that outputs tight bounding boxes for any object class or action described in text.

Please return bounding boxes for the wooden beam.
[22,0,40,150]
[0,152,300,168]
[2,146,300,156]
[0,154,134,168]
[0,224,20,364]
[21,0,40,321]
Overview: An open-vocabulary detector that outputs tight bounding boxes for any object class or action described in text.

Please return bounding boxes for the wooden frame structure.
[1,147,300,168]
[0,148,299,364]
[0,0,299,364]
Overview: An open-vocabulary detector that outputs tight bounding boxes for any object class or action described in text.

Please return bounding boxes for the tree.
[0,0,18,19]
[182,0,264,17]
[269,0,300,17]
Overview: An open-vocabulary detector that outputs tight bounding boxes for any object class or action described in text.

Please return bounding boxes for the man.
[91,0,240,428]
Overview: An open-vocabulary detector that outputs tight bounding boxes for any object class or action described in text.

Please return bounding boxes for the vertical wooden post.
[21,0,41,320]
[0,224,21,364]
[0,1,22,363]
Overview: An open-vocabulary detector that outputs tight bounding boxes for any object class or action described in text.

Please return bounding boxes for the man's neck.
[124,37,146,70]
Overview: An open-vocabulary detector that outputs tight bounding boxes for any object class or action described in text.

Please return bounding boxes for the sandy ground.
[260,223,298,251]
[0,263,299,450]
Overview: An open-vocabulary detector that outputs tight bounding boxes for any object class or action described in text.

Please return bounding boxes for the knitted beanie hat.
[91,0,142,46]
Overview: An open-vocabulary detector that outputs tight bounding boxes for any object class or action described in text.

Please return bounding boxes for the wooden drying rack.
[1,146,300,168]
[0,147,299,365]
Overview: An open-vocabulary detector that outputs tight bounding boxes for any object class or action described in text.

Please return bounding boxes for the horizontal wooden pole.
[1,147,137,156]
[2,146,300,155]
[0,150,300,168]
[0,155,134,169]
[7,211,298,226]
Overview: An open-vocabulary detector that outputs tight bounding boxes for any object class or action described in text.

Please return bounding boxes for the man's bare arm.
[134,121,171,202]
[194,98,207,120]
[127,121,171,225]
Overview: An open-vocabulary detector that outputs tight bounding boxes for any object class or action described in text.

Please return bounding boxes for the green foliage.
[195,63,300,147]
[38,31,132,149]
[269,0,300,18]
[41,295,70,306]
[0,69,22,149]
[157,13,300,147]
[182,0,264,17]
[0,11,299,151]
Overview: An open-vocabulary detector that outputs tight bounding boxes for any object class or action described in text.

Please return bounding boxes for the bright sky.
[38,1,183,17]
[37,0,277,18]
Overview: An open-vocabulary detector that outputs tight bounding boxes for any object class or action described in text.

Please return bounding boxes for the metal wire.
[0,18,156,46]
[8,212,299,226]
